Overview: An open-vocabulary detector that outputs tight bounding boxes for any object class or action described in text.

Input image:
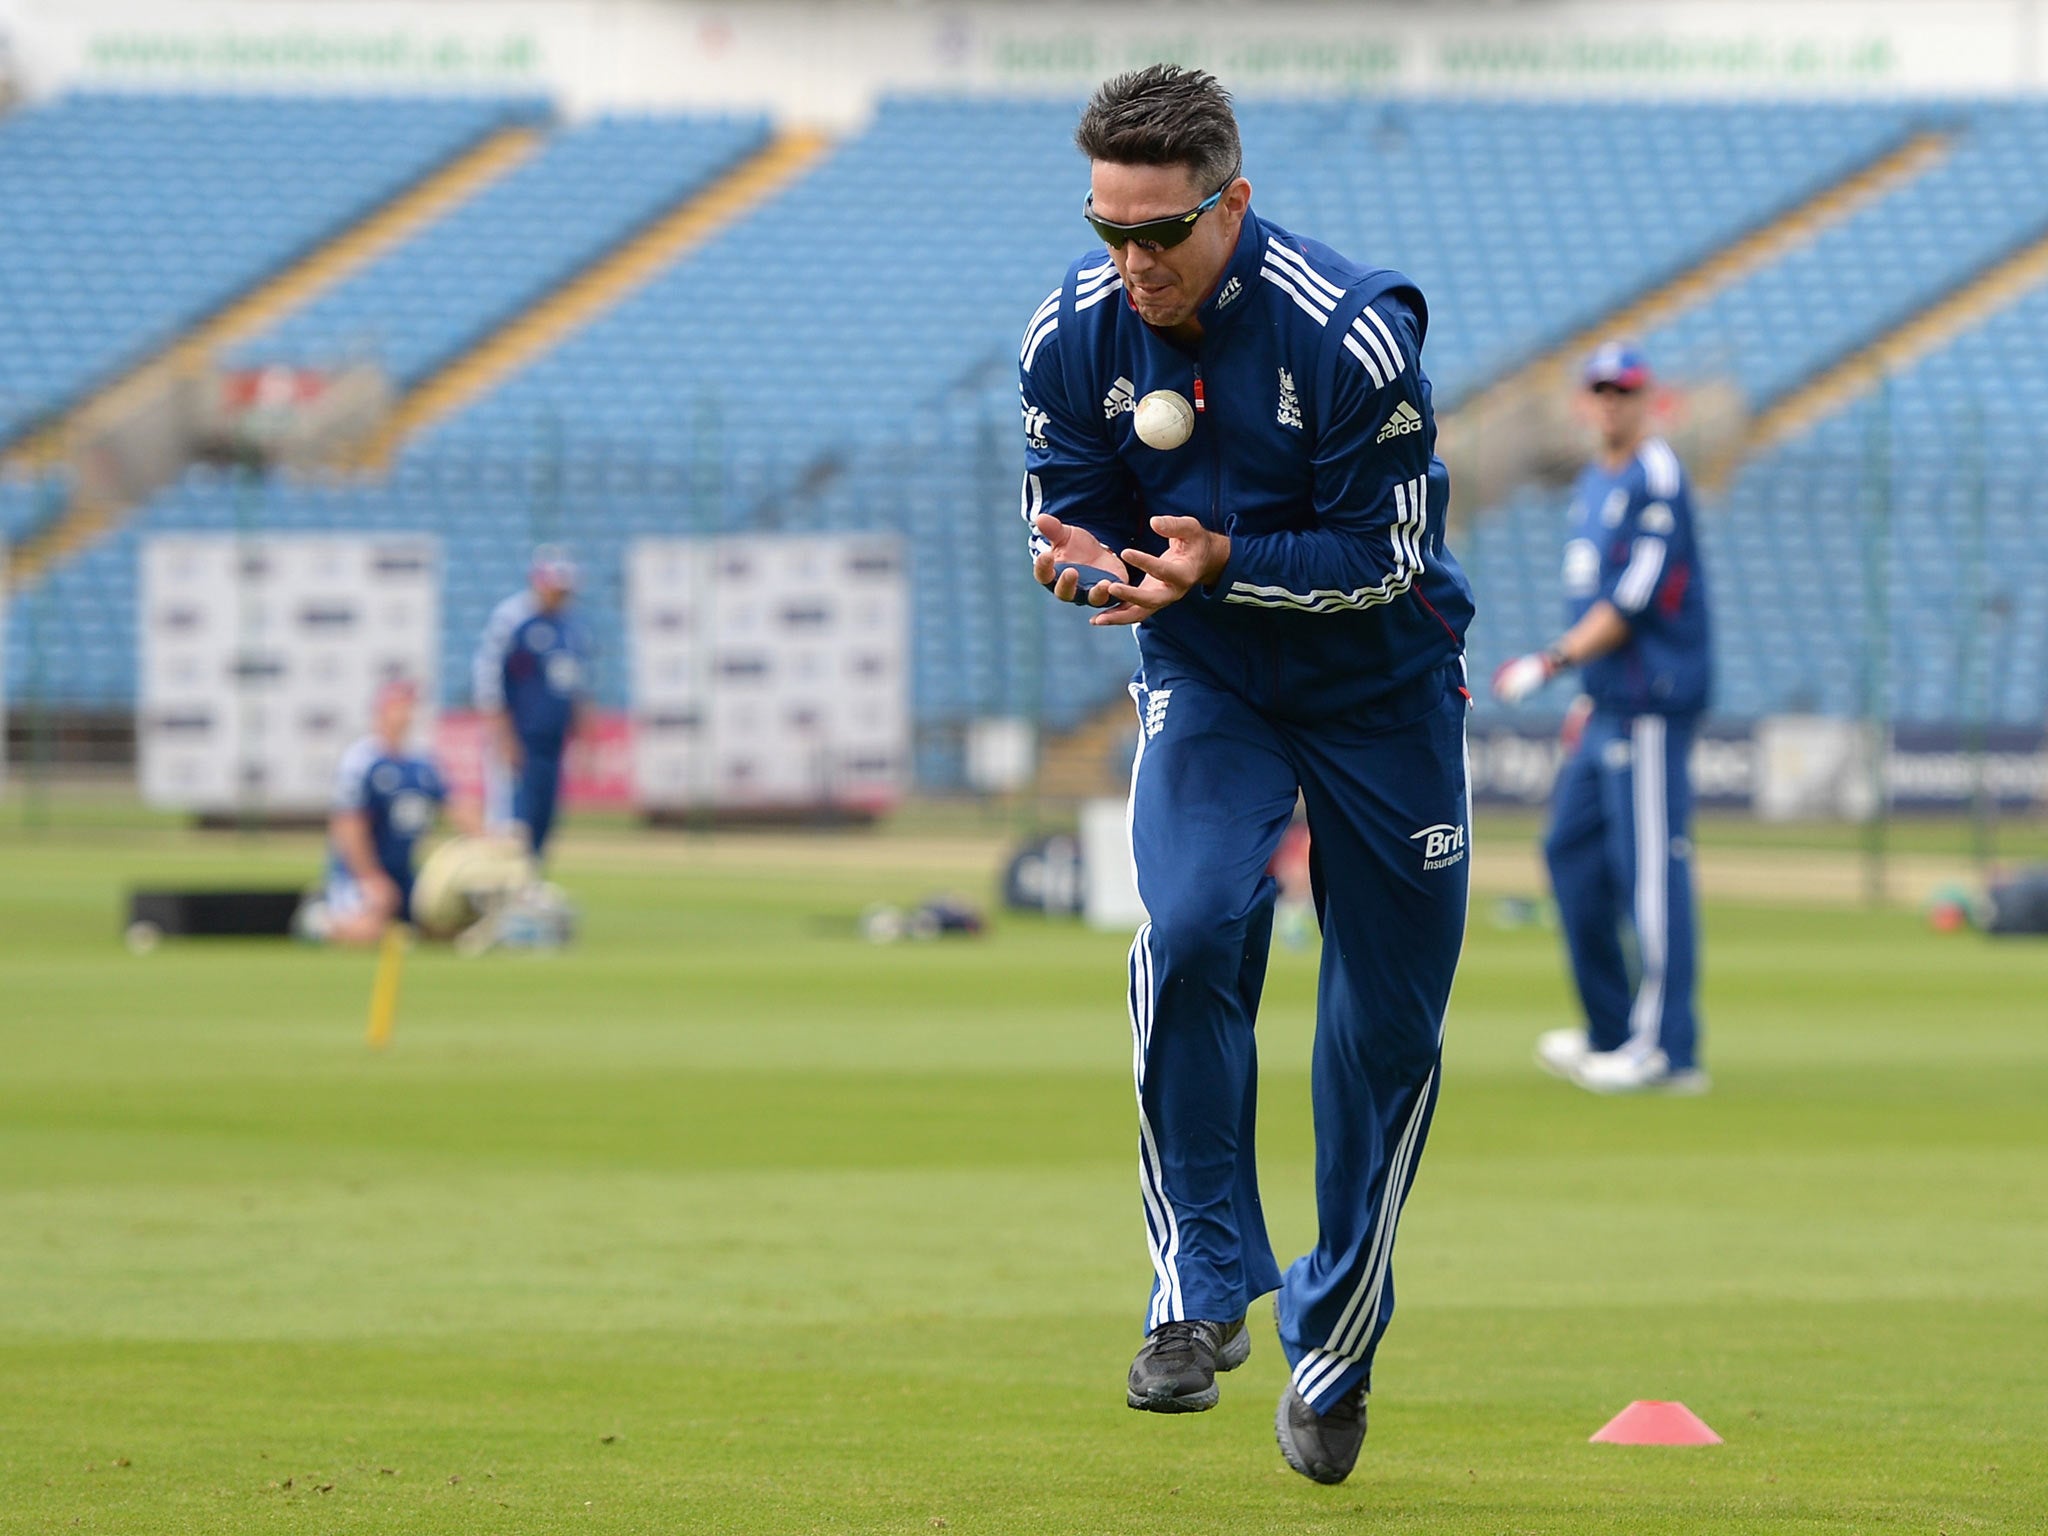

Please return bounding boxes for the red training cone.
[1589,1400,1723,1445]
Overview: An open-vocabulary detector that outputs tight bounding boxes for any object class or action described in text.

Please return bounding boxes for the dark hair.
[1075,64,1241,192]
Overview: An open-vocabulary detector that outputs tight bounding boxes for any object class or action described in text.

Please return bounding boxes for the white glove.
[1491,651,1556,705]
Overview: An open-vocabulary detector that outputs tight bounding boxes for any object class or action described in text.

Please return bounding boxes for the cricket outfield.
[1,805,2043,1533]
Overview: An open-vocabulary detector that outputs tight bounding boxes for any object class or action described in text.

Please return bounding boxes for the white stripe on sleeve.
[1260,265,1334,325]
[1639,437,1682,500]
[1358,306,1407,384]
[471,592,533,710]
[1342,331,1388,388]
[1223,474,1427,612]
[331,736,377,811]
[1613,536,1668,613]
[1266,242,1346,303]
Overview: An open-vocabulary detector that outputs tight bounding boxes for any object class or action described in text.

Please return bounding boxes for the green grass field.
[2,807,2044,1533]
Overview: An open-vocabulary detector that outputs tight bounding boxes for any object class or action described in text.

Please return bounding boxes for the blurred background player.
[1492,342,1713,1094]
[303,678,459,947]
[474,547,590,860]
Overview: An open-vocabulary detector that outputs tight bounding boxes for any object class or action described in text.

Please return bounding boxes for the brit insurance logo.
[1410,821,1467,871]
[1103,376,1137,421]
[1216,276,1243,311]
[1021,399,1050,452]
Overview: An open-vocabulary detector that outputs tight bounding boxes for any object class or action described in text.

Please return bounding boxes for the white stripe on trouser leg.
[1628,716,1668,1057]
[1123,677,1147,902]
[1291,1064,1439,1405]
[1128,924,1182,1328]
[1458,679,1473,934]
[1290,1070,1434,1403]
[1121,684,1183,1329]
[1295,678,1461,1404]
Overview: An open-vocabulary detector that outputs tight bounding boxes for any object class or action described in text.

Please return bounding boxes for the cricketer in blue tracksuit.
[474,559,589,858]
[1023,209,1475,1412]
[326,731,447,924]
[1544,430,1712,1072]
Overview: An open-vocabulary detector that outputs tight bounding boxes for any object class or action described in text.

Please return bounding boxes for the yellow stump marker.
[365,925,408,1050]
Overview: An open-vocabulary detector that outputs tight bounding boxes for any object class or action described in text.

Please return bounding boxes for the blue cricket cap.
[1584,340,1652,392]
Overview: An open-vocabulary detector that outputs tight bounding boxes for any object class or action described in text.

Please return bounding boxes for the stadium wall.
[5,0,2048,121]
[1469,722,2048,814]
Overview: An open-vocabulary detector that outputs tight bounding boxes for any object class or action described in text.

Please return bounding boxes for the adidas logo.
[1103,376,1136,420]
[1216,276,1243,311]
[1142,689,1172,739]
[1376,400,1423,444]
[1276,368,1302,430]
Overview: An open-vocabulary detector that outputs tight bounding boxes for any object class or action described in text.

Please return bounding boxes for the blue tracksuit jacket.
[1564,436,1713,718]
[1021,210,1473,1413]
[1020,210,1474,717]
[326,735,445,920]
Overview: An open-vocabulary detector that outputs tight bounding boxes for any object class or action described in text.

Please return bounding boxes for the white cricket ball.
[1133,389,1195,450]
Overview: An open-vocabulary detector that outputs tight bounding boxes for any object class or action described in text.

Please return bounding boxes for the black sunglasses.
[1084,170,1238,252]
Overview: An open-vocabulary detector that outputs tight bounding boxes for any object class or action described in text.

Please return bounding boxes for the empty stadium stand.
[9,91,2048,774]
[0,91,543,449]
[1648,102,2048,408]
[236,113,770,392]
[0,476,64,550]
[1240,98,1923,406]
[359,127,830,465]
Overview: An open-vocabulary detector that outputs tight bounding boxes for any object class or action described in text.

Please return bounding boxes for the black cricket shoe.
[1125,1317,1251,1412]
[1275,1379,1368,1484]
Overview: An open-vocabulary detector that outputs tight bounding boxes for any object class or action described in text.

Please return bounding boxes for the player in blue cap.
[1492,341,1713,1093]
[474,547,590,859]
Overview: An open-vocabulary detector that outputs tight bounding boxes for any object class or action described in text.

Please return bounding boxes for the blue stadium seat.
[0,91,544,445]
[235,113,769,388]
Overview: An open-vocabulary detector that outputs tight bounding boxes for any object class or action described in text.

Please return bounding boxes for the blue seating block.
[0,90,542,444]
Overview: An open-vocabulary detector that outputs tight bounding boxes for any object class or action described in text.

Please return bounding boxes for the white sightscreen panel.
[628,533,907,810]
[138,535,439,813]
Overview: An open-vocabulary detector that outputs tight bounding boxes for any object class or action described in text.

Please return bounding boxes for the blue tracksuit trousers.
[515,746,564,858]
[1126,652,1470,1412]
[489,740,566,858]
[1543,710,1700,1069]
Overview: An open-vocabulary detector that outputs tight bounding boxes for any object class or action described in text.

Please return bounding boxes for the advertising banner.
[434,708,635,810]
[6,1,2042,120]
[1470,719,2048,814]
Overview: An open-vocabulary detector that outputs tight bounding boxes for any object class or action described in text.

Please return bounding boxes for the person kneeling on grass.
[299,678,476,947]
